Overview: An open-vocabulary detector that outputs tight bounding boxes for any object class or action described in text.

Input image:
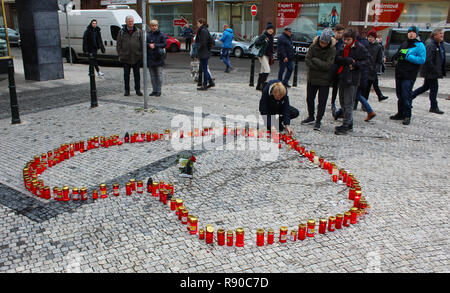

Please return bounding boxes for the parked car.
[0,28,20,46]
[384,27,450,68]
[210,32,251,58]
[58,7,142,62]
[273,32,313,60]
[0,38,7,57]
[164,33,181,52]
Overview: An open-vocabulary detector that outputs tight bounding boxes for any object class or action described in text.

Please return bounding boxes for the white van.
[58,7,142,62]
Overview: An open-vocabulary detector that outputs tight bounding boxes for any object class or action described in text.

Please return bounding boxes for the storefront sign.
[276,2,302,28]
[370,2,405,31]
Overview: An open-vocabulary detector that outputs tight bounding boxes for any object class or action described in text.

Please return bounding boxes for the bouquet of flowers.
[176,154,196,178]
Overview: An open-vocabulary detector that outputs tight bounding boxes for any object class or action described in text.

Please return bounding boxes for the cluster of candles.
[22,127,370,248]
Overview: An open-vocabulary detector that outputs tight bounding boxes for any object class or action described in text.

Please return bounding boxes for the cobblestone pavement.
[0,50,448,273]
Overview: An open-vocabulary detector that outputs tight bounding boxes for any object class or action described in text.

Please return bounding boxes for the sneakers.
[429,108,444,114]
[402,117,411,125]
[97,71,104,77]
[149,92,156,96]
[389,113,404,120]
[378,96,389,102]
[364,112,376,122]
[124,91,130,96]
[155,92,161,97]
[313,121,321,131]
[335,124,351,135]
[197,86,208,91]
[207,82,215,89]
[136,91,143,96]
[301,117,315,125]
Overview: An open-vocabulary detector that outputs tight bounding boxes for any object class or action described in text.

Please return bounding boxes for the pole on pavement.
[89,54,98,108]
[142,0,148,110]
[8,58,21,124]
[64,4,73,65]
[293,55,299,87]
[249,55,255,87]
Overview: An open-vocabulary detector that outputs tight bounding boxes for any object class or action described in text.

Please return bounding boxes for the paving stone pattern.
[0,53,448,273]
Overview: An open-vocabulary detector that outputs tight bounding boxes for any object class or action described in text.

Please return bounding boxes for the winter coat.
[331,38,344,81]
[254,31,274,58]
[83,25,105,54]
[366,40,383,81]
[196,24,212,60]
[335,41,369,87]
[277,32,295,61]
[305,36,336,86]
[219,28,233,49]
[116,25,143,65]
[357,37,370,88]
[182,27,193,40]
[420,38,446,79]
[259,80,292,129]
[394,38,426,80]
[146,29,167,67]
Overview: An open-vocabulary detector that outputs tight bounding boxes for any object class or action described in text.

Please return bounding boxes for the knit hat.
[266,22,275,30]
[319,28,333,43]
[284,27,292,32]
[367,29,377,39]
[408,26,419,34]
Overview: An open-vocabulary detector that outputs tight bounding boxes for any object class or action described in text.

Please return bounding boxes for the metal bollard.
[249,55,255,87]
[8,58,21,124]
[293,56,299,87]
[89,54,98,108]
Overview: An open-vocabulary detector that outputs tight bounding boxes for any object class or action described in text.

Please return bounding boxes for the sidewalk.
[0,49,448,273]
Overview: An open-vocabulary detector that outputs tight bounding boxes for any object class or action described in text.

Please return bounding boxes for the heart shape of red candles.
[22,128,369,248]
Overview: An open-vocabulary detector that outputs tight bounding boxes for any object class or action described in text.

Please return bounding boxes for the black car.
[273,32,314,59]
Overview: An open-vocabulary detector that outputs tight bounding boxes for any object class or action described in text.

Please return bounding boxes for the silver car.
[210,32,251,58]
[0,28,20,46]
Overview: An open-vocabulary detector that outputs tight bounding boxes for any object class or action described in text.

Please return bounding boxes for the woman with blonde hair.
[259,80,299,135]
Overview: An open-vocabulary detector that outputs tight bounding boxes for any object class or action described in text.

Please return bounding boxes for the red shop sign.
[277,2,302,28]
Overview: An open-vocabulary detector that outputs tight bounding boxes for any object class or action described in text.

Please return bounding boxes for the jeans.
[185,38,192,51]
[395,79,415,118]
[338,83,356,127]
[278,60,294,86]
[199,58,213,86]
[89,50,100,73]
[412,78,439,109]
[356,87,374,114]
[306,83,329,122]
[123,62,140,92]
[331,79,338,105]
[220,48,232,68]
[372,77,385,99]
[149,66,163,93]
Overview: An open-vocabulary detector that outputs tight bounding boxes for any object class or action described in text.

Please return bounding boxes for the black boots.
[256,73,269,91]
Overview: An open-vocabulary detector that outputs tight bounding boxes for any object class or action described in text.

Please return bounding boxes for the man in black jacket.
[411,28,446,114]
[196,18,215,91]
[334,28,369,135]
[83,19,105,76]
[364,30,387,102]
[277,27,295,88]
[259,80,299,135]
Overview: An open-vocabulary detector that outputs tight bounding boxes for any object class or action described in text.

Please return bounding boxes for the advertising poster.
[317,3,341,29]
[276,2,302,28]
[370,2,405,31]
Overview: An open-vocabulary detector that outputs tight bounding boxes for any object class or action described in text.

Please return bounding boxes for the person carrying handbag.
[254,22,275,91]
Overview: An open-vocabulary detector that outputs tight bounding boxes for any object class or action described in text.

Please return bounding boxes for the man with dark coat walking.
[277,27,295,88]
[83,19,105,76]
[364,30,387,102]
[411,28,446,114]
[146,20,167,97]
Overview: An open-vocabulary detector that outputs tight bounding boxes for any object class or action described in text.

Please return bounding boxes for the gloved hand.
[397,48,408,61]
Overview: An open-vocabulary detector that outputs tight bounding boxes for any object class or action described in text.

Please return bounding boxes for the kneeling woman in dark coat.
[259,80,299,135]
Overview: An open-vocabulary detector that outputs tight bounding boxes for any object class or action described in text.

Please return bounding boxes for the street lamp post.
[59,1,73,65]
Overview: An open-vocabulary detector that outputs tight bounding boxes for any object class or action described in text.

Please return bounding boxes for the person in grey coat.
[411,28,446,114]
[116,15,143,96]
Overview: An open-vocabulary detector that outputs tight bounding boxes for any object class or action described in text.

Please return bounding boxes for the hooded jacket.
[219,28,233,49]
[305,36,336,86]
[394,38,426,80]
[116,25,143,65]
[83,25,105,54]
[146,29,167,67]
[420,38,446,79]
